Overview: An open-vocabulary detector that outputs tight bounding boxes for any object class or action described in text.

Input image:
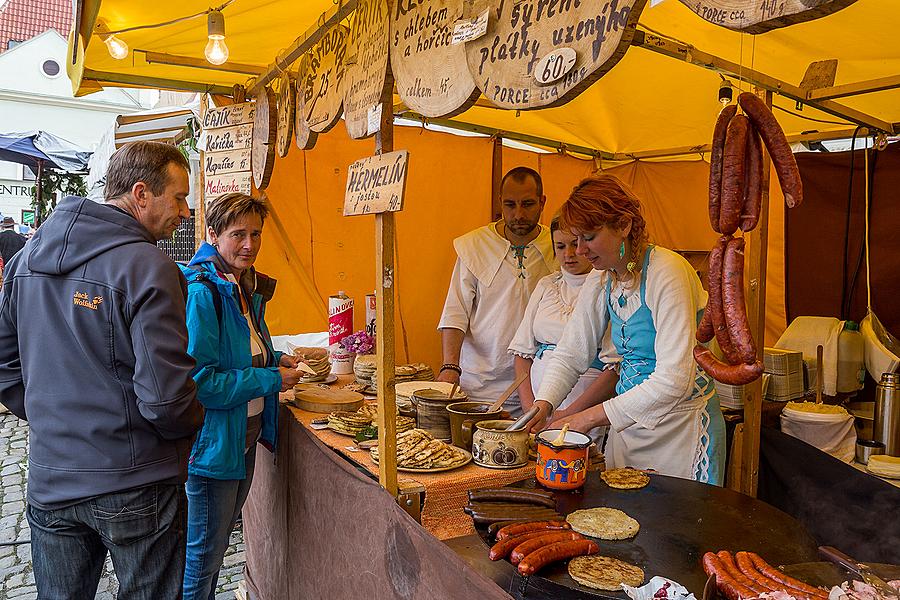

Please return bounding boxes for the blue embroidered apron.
[605,247,725,485]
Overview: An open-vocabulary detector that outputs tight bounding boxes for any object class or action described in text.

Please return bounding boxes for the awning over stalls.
[67,0,899,158]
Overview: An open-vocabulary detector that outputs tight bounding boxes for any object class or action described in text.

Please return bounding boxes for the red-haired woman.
[532,175,725,485]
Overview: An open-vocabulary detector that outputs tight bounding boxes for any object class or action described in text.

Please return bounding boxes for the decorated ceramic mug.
[535,428,591,490]
[471,420,529,469]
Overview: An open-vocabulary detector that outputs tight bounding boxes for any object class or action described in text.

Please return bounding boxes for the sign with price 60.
[534,48,578,85]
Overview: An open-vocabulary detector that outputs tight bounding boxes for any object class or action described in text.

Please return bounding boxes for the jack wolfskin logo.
[73,291,103,311]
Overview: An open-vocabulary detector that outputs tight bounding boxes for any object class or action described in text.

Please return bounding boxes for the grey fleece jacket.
[0,196,204,509]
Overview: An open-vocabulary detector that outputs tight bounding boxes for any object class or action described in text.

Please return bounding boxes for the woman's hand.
[548,404,608,434]
[436,369,460,384]
[279,354,299,369]
[525,400,554,433]
[279,366,303,392]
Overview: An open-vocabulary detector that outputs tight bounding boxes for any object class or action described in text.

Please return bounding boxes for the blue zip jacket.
[180,242,282,480]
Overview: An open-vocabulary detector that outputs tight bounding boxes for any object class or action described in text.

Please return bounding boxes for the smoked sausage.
[722,237,757,364]
[697,305,714,343]
[517,539,599,576]
[709,104,738,232]
[703,552,756,600]
[747,552,829,598]
[468,488,556,507]
[694,345,763,385]
[510,531,584,564]
[738,92,803,208]
[717,551,769,595]
[471,511,562,525]
[488,520,531,536]
[720,115,749,235]
[741,123,764,232]
[708,236,741,364]
[495,520,571,541]
[489,530,559,561]
[734,551,827,600]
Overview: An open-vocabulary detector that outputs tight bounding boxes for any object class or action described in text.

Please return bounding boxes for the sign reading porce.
[464,0,646,110]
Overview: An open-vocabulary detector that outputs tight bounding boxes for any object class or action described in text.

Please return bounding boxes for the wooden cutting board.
[292,385,364,414]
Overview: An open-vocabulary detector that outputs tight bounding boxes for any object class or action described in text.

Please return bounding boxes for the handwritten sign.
[451,8,489,45]
[344,0,391,139]
[204,149,251,177]
[389,0,479,118]
[205,173,252,198]
[204,123,253,152]
[300,23,349,133]
[465,0,646,110]
[343,150,409,216]
[677,0,856,33]
[252,87,276,190]
[367,104,383,136]
[202,102,255,130]
[276,72,295,157]
[295,56,319,150]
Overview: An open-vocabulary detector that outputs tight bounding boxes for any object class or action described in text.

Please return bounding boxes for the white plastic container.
[837,321,865,393]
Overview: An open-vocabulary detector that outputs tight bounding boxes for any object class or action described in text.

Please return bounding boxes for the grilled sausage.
[703,552,756,600]
[747,552,829,598]
[469,488,555,503]
[471,511,562,525]
[741,123,764,232]
[489,530,559,561]
[694,345,763,385]
[709,104,738,233]
[495,520,572,541]
[722,237,757,364]
[510,531,584,564]
[717,551,769,595]
[517,539,599,576]
[708,236,741,364]
[720,115,749,235]
[738,92,803,208]
[735,551,827,600]
[488,519,531,537]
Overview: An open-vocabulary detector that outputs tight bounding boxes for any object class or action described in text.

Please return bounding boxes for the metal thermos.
[874,372,900,456]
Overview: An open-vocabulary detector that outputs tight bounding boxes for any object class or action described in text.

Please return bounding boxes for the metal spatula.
[819,546,899,598]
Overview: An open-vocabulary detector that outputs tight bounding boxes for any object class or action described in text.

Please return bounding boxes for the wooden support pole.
[141,51,264,76]
[740,89,772,497]
[808,73,900,101]
[195,94,208,250]
[491,135,503,222]
[82,69,233,95]
[375,96,398,498]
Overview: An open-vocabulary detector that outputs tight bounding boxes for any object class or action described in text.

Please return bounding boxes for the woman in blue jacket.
[180,192,302,599]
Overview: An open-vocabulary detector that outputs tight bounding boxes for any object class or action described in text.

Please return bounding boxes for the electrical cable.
[106,0,236,35]
[839,126,864,319]
[771,104,852,126]
[845,144,877,318]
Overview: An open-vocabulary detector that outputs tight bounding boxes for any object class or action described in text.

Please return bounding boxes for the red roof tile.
[0,0,71,53]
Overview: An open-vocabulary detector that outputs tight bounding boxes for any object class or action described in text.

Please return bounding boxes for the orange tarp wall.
[253,124,787,371]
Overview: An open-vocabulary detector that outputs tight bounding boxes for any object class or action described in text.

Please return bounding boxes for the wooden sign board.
[252,87,277,190]
[343,150,409,216]
[300,23,349,133]
[204,149,251,177]
[202,102,255,130]
[389,0,479,118]
[678,0,858,34]
[295,56,319,150]
[465,0,646,110]
[204,123,253,152]
[344,0,391,139]
[204,172,252,200]
[276,72,295,158]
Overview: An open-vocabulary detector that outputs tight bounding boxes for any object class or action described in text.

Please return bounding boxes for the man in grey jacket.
[0,141,204,599]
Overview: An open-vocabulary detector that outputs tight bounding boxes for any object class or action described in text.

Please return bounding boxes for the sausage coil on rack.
[741,124,764,232]
[707,235,741,364]
[694,346,763,386]
[719,115,750,236]
[722,238,757,364]
[737,92,803,208]
[708,104,738,233]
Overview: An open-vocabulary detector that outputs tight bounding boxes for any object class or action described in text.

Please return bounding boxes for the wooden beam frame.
[632,31,896,134]
[82,69,233,95]
[140,51,264,76]
[245,0,357,96]
[115,126,187,140]
[807,74,900,101]
[117,109,193,126]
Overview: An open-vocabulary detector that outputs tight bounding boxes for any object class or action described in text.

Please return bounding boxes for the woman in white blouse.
[508,216,618,434]
[532,175,726,485]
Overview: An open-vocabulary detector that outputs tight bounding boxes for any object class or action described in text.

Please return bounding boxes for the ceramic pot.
[471,420,529,469]
[535,428,591,490]
[413,388,466,440]
[447,402,510,451]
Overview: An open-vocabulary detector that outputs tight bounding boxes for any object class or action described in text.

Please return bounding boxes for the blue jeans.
[183,443,257,600]
[27,483,187,600]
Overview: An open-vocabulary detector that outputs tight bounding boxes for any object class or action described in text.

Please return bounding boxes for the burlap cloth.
[284,401,534,539]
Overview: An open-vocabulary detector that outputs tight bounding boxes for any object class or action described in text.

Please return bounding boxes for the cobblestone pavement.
[0,413,245,599]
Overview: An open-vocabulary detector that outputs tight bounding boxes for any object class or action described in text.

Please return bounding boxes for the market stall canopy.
[68,0,899,158]
[0,131,91,172]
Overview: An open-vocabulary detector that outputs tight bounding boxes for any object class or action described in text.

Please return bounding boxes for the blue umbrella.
[0,131,91,172]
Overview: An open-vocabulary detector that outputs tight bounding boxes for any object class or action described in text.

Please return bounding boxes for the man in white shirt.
[437,167,556,414]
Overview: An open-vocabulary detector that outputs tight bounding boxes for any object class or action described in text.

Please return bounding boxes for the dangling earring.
[619,240,626,259]
[626,242,637,273]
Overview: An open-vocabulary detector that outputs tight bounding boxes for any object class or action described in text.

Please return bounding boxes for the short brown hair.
[501,166,543,198]
[104,141,190,201]
[205,193,269,235]
[560,175,649,249]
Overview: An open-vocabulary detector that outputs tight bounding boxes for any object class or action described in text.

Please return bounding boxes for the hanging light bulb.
[96,21,129,60]
[205,9,229,65]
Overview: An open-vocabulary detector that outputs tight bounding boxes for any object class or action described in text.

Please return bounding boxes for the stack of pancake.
[292,347,331,383]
